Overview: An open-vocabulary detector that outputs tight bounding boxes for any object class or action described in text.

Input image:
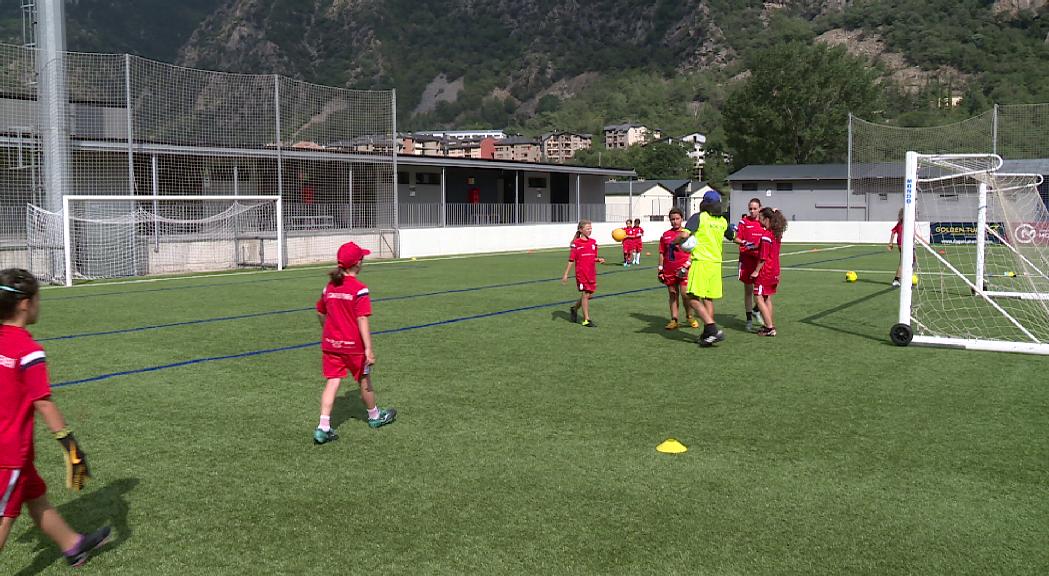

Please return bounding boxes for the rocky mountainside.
[1,0,1046,133]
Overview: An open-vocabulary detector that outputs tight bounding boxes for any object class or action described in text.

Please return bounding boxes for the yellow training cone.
[656,439,687,454]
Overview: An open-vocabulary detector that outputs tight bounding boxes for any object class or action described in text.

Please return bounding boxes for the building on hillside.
[680,132,706,178]
[494,136,541,163]
[408,134,446,156]
[541,131,592,163]
[414,129,507,141]
[603,123,661,149]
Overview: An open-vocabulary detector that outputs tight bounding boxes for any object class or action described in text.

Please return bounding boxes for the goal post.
[893,152,1049,355]
[31,195,284,286]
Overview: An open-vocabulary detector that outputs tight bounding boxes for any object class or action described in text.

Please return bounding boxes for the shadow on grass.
[550,309,574,323]
[331,389,368,429]
[13,477,138,575]
[799,285,896,343]
[629,312,701,342]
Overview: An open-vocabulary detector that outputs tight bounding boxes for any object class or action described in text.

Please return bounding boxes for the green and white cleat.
[368,408,397,429]
[313,427,338,445]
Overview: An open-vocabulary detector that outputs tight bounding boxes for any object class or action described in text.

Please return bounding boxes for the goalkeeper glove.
[54,428,91,491]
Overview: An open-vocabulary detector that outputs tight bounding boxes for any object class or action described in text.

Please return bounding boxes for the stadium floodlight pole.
[440,167,446,227]
[576,174,581,221]
[125,53,135,195]
[846,113,852,222]
[392,89,399,241]
[992,104,998,156]
[151,154,159,252]
[628,177,633,220]
[975,181,987,290]
[898,151,918,326]
[273,74,286,268]
[61,194,72,287]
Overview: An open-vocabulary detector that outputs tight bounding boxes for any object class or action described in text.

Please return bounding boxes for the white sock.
[367,407,380,420]
[318,415,331,431]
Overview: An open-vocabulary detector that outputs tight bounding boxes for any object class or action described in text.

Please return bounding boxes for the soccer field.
[4,243,1048,575]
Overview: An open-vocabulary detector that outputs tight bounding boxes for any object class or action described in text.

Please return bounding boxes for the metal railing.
[398,202,611,228]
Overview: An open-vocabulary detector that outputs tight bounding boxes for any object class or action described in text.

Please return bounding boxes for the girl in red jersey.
[562,219,605,327]
[313,242,396,445]
[658,208,697,329]
[889,208,904,287]
[625,219,641,266]
[0,269,110,567]
[734,198,764,331]
[750,208,788,337]
[621,219,633,266]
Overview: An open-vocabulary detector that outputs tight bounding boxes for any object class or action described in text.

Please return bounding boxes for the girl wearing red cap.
[313,242,396,444]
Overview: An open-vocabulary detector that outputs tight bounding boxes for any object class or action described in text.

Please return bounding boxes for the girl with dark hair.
[750,208,788,337]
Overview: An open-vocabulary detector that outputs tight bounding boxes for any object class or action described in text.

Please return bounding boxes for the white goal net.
[895,152,1049,354]
[28,195,283,286]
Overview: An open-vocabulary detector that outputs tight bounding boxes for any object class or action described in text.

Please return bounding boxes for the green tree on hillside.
[722,42,881,167]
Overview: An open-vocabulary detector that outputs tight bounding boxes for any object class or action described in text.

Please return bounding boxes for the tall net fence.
[0,43,396,282]
[850,104,1049,222]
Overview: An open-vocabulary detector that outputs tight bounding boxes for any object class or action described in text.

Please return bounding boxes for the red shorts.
[739,256,758,283]
[660,269,688,287]
[754,283,778,296]
[576,278,596,293]
[1,464,47,518]
[322,351,369,382]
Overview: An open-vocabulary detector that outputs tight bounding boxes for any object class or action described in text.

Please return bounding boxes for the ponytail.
[328,267,346,286]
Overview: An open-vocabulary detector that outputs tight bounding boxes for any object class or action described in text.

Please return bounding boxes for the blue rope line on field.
[51,286,659,388]
[49,248,884,387]
[39,265,650,342]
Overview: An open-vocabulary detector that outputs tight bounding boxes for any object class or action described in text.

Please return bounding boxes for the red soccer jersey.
[0,326,51,469]
[737,215,764,257]
[316,275,372,354]
[569,236,599,283]
[659,228,690,271]
[891,221,902,247]
[756,231,782,286]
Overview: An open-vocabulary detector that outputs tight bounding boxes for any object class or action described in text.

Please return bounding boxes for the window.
[528,177,547,188]
[415,172,440,185]
[741,183,757,192]
[397,171,409,185]
[776,183,793,192]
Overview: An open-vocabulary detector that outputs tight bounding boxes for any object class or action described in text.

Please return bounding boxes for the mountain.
[2,1,1047,140]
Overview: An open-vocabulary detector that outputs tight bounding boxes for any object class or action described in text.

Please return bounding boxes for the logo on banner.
[905,179,913,205]
[930,222,1004,245]
[1013,222,1049,245]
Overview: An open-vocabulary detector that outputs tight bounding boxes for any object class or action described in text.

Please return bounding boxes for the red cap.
[337,242,371,268]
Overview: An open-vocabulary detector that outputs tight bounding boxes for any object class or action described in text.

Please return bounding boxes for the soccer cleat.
[66,526,111,567]
[757,326,777,337]
[745,320,754,332]
[698,329,725,348]
[569,306,578,323]
[688,317,700,329]
[368,408,397,429]
[313,427,338,444]
[891,278,901,288]
[582,319,596,328]
[665,319,679,330]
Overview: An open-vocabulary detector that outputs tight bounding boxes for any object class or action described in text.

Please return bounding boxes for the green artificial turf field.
[3,243,1047,575]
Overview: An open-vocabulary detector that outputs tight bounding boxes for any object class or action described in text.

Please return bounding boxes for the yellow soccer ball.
[845,271,858,283]
[912,274,919,286]
[611,228,627,242]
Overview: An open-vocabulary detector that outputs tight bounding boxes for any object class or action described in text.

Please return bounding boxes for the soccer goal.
[27,195,283,286]
[892,152,1049,354]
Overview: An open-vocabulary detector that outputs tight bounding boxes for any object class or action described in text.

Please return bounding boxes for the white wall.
[399,220,928,258]
[782,221,929,244]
